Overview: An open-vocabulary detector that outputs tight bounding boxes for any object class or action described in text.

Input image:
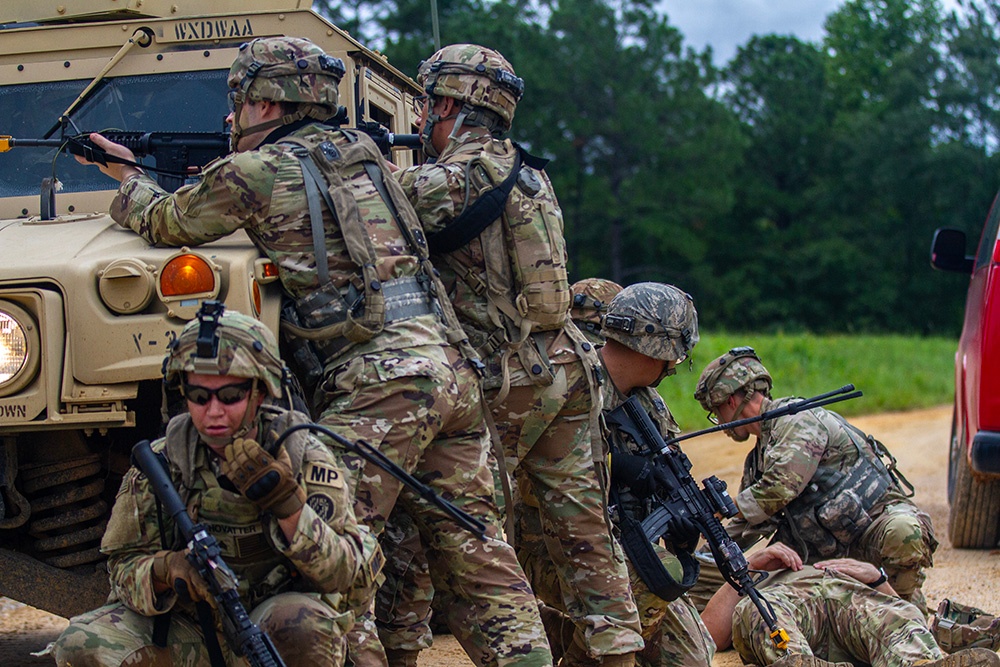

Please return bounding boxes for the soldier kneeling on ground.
[693,348,937,612]
[700,542,1000,667]
[51,305,371,667]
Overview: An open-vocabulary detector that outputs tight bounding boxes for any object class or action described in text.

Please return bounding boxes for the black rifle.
[605,384,861,651]
[0,131,230,192]
[270,422,487,540]
[131,439,286,667]
[355,121,421,155]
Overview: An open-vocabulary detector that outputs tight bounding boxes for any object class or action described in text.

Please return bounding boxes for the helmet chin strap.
[230,98,309,151]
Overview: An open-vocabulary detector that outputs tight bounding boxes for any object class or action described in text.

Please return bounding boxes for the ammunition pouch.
[932,599,1000,653]
[280,276,434,399]
[776,461,890,559]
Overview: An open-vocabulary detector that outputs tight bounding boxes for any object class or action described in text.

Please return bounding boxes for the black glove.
[611,453,671,498]
[664,515,701,553]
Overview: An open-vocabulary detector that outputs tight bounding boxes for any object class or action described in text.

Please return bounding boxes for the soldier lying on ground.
[700,542,1000,667]
[693,348,937,612]
[51,307,367,667]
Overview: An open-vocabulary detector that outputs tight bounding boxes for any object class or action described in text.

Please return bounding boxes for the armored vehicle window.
[0,70,228,198]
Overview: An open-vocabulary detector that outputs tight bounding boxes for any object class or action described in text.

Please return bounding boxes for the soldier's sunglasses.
[182,380,254,406]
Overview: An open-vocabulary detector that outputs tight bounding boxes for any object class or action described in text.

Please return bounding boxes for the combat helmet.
[416,43,524,155]
[164,301,287,399]
[571,278,623,342]
[693,347,772,413]
[601,282,699,370]
[227,36,346,149]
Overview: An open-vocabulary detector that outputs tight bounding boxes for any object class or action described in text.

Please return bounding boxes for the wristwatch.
[869,566,889,588]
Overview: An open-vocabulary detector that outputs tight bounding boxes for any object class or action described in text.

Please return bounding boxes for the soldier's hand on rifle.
[73,132,141,183]
[222,438,306,519]
[610,452,672,498]
[664,515,701,553]
[151,550,215,606]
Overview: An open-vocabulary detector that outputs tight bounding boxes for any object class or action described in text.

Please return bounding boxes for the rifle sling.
[615,493,700,602]
[426,143,547,255]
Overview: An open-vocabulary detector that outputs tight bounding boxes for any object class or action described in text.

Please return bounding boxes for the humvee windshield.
[0,70,229,198]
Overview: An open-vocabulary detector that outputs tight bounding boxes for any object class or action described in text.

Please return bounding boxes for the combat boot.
[384,648,421,667]
[914,648,1000,667]
[769,654,854,667]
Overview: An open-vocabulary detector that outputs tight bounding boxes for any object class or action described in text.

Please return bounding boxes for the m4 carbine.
[604,386,860,651]
[131,439,287,667]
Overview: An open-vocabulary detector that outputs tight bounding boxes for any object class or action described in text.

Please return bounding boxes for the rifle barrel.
[663,384,860,451]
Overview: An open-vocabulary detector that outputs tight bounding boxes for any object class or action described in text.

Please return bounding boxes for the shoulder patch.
[305,461,345,489]
[306,493,336,522]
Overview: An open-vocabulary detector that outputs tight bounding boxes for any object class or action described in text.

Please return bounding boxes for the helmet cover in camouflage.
[570,278,624,328]
[164,304,286,399]
[600,282,699,361]
[931,599,1000,653]
[417,43,523,130]
[693,347,772,412]
[228,36,345,117]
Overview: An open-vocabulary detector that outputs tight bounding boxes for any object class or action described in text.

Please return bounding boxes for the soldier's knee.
[878,513,931,567]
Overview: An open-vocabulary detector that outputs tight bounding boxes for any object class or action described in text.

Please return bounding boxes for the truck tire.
[948,417,1000,548]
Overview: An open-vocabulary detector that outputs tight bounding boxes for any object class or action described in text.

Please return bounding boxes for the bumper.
[971,430,1000,475]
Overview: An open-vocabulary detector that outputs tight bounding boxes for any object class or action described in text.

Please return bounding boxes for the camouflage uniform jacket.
[113,121,452,362]
[100,410,364,618]
[396,129,580,382]
[735,396,912,553]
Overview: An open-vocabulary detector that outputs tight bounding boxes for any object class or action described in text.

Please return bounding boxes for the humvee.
[0,0,423,618]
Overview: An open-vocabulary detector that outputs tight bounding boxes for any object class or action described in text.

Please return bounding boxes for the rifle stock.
[131,440,287,667]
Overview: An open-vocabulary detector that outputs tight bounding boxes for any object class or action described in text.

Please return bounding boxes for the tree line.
[315,0,1000,335]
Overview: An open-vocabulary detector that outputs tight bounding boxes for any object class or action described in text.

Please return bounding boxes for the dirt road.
[2,405,998,666]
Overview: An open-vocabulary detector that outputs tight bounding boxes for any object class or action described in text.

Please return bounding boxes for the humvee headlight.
[0,302,41,395]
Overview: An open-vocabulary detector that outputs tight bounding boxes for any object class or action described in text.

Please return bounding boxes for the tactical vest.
[275,128,475,395]
[768,412,906,561]
[426,140,571,376]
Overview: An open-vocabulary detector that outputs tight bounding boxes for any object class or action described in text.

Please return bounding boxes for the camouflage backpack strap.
[279,133,386,344]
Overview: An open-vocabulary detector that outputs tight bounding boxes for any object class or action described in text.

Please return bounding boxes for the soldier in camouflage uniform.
[51,306,366,667]
[693,348,937,613]
[570,278,624,347]
[700,542,1000,667]
[77,36,551,667]
[518,283,717,667]
[392,45,642,667]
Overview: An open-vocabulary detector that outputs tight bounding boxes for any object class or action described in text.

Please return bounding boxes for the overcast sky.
[658,0,961,65]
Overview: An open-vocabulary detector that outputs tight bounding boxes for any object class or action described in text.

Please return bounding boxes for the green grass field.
[656,332,958,431]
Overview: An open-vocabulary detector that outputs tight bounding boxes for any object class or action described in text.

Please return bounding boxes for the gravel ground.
[2,405,997,667]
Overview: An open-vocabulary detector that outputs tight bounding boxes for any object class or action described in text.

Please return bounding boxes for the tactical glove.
[221,438,305,519]
[151,550,213,605]
[664,515,701,553]
[610,452,670,498]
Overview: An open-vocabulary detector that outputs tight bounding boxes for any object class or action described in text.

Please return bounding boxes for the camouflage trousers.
[373,358,644,661]
[517,498,709,667]
[732,567,942,667]
[316,344,551,667]
[850,501,938,614]
[51,592,353,667]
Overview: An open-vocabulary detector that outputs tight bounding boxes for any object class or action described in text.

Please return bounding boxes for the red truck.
[931,194,1000,548]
